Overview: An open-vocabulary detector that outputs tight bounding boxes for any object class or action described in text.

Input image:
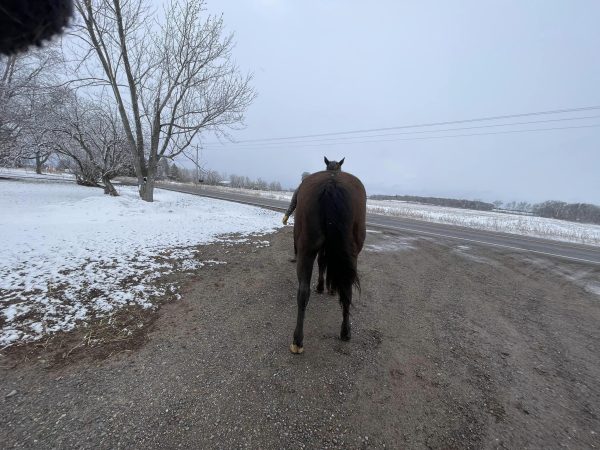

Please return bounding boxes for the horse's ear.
[339,157,345,167]
[324,156,330,165]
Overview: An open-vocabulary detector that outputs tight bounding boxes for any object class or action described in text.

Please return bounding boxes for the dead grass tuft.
[2,305,159,368]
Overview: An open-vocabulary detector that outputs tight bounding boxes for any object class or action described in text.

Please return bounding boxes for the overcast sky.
[194,1,600,204]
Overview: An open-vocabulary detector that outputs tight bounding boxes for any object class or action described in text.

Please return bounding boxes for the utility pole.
[195,145,199,186]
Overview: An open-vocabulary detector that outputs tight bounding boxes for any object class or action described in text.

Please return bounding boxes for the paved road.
[154,182,600,266]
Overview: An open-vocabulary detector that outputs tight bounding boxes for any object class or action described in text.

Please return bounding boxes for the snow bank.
[0,180,282,347]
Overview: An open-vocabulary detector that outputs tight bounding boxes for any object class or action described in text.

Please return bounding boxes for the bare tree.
[0,56,21,165]
[51,93,132,195]
[229,173,242,188]
[156,157,170,180]
[204,169,222,185]
[254,178,268,190]
[0,49,63,167]
[516,201,532,213]
[73,0,254,201]
[168,163,181,182]
[269,181,282,191]
[19,84,72,174]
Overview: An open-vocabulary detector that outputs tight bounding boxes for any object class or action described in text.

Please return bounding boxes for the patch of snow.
[525,257,600,297]
[452,245,498,266]
[585,282,600,296]
[0,330,21,346]
[365,235,417,252]
[0,180,282,347]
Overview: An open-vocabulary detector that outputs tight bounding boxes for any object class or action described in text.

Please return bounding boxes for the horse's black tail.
[320,181,359,298]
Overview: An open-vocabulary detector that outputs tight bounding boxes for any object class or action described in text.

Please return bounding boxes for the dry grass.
[2,305,159,368]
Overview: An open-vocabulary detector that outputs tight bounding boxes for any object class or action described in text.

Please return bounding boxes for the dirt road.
[1,227,599,449]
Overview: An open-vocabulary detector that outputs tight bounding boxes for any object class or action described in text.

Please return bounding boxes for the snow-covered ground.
[0,166,75,180]
[367,200,600,246]
[0,180,282,347]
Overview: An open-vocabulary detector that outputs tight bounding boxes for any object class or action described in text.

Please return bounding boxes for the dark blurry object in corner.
[0,0,73,55]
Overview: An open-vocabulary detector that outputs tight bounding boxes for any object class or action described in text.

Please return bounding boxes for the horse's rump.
[294,171,366,293]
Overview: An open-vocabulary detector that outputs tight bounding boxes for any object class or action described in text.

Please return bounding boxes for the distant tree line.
[369,195,495,211]
[155,159,206,184]
[531,201,600,225]
[155,159,282,191]
[228,174,282,191]
[370,195,600,225]
[495,200,533,213]
[495,199,600,224]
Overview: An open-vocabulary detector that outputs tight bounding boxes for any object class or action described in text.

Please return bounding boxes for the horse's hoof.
[290,343,304,354]
[341,328,351,341]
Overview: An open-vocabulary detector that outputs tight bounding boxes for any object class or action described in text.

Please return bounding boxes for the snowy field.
[0,180,282,347]
[367,200,600,246]
[194,184,600,246]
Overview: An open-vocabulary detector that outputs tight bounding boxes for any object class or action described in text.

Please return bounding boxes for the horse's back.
[295,171,366,254]
[298,171,366,203]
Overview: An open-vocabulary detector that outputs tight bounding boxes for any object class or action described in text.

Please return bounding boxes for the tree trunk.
[139,172,155,202]
[139,157,158,202]
[102,176,119,196]
[35,152,42,174]
[76,176,100,187]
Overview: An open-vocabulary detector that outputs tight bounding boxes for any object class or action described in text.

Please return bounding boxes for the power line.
[201,114,600,149]
[202,123,600,151]
[202,105,600,146]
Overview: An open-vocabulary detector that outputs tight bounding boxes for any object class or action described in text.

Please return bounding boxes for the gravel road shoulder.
[1,227,599,449]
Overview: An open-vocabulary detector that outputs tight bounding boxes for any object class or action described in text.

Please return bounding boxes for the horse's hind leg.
[291,251,317,354]
[327,279,336,296]
[339,283,352,341]
[316,248,325,293]
[290,240,298,263]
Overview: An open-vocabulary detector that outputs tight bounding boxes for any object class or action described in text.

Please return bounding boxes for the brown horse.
[290,169,367,354]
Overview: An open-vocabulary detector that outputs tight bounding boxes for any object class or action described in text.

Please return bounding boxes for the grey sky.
[196,0,600,204]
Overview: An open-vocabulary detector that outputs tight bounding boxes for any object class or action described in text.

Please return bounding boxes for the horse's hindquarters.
[290,170,367,352]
